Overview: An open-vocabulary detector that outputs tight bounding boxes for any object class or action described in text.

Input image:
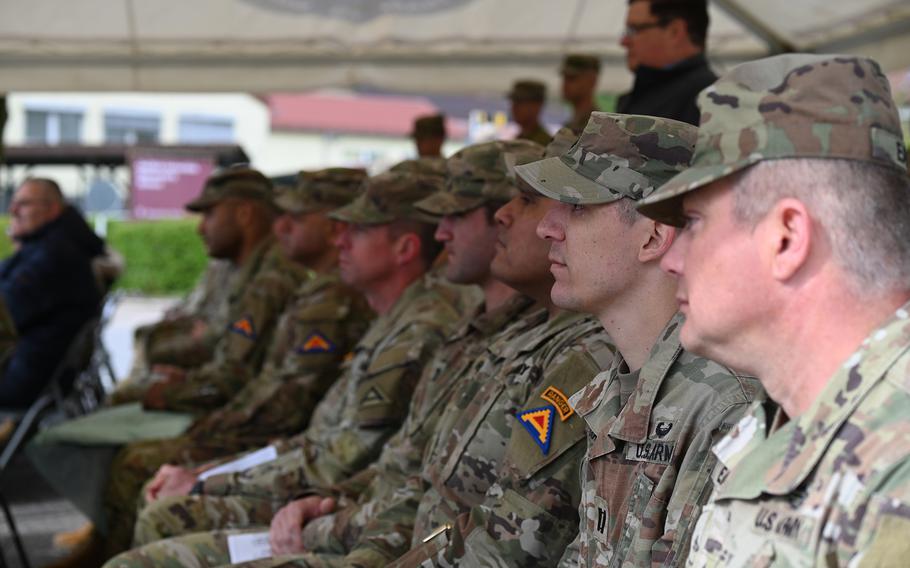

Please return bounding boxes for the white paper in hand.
[227,531,272,563]
[197,445,278,481]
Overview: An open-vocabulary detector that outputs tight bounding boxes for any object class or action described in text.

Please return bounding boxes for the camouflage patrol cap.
[387,157,447,178]
[330,171,442,225]
[545,127,579,159]
[411,114,447,139]
[416,139,546,216]
[515,112,696,205]
[507,80,547,103]
[561,54,601,76]
[638,53,910,226]
[185,165,274,212]
[274,167,368,214]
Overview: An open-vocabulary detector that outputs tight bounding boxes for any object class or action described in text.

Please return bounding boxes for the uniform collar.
[608,313,684,444]
[718,301,910,498]
[468,294,535,338]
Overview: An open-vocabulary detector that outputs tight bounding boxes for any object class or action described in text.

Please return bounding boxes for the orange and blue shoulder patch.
[296,331,337,354]
[518,405,555,455]
[229,316,257,340]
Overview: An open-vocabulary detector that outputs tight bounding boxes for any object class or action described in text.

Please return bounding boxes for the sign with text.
[129,149,215,219]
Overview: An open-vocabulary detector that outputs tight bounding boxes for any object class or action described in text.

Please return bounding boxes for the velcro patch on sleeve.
[517,405,555,455]
[541,385,574,421]
[229,315,257,339]
[295,330,337,354]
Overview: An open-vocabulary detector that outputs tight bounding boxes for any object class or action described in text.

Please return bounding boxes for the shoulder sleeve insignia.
[360,386,389,407]
[295,330,337,354]
[541,385,574,421]
[517,405,555,455]
[229,315,257,339]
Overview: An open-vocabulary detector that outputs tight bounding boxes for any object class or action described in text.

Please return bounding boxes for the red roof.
[265,92,467,139]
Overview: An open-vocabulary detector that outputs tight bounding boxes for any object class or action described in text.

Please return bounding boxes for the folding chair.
[0,315,100,568]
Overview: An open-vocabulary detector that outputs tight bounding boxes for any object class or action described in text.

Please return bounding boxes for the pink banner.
[129,149,215,219]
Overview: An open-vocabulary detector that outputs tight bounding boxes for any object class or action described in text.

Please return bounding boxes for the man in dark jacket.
[0,177,103,408]
[616,0,717,126]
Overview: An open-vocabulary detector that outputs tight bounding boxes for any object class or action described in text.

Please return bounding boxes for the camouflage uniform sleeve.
[188,280,372,438]
[199,319,448,502]
[392,347,608,568]
[157,265,302,413]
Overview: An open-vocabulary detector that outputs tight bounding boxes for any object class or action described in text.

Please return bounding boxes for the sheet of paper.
[197,445,278,481]
[227,531,272,564]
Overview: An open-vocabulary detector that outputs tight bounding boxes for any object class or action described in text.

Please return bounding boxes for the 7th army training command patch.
[229,316,257,339]
[518,406,555,455]
[296,331,337,354]
[541,385,574,421]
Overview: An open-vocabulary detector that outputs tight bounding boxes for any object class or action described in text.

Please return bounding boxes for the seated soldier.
[101,168,375,556]
[104,170,471,567]
[0,177,104,409]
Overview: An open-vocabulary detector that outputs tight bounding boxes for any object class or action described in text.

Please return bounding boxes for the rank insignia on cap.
[296,331,336,354]
[229,316,256,339]
[517,405,555,455]
[541,386,573,421]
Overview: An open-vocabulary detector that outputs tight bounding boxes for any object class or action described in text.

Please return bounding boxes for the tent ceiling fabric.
[1,0,908,93]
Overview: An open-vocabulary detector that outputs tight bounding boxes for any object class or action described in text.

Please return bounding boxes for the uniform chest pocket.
[612,470,669,568]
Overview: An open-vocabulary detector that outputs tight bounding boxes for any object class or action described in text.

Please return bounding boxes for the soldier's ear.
[639,218,675,264]
[392,232,421,266]
[763,197,812,283]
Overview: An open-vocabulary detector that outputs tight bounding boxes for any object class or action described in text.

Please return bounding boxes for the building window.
[25,109,83,144]
[104,112,160,144]
[178,115,234,144]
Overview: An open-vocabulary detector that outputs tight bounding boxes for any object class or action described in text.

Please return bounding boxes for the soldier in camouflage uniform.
[508,80,553,146]
[636,54,910,567]
[521,111,765,567]
[561,54,601,135]
[110,167,304,406]
[101,168,374,555]
[103,171,470,566]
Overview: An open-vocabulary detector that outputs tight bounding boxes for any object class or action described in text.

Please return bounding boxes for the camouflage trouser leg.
[104,528,344,568]
[135,494,280,546]
[103,528,245,568]
[103,436,204,556]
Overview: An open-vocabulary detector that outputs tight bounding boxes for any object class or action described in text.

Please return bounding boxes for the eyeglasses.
[622,21,667,38]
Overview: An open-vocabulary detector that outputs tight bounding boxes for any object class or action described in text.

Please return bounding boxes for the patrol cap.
[561,54,601,76]
[274,167,368,214]
[330,171,443,225]
[416,139,546,216]
[515,112,696,206]
[545,127,579,159]
[185,165,274,212]
[507,80,547,103]
[638,53,909,226]
[388,157,448,178]
[411,114,447,139]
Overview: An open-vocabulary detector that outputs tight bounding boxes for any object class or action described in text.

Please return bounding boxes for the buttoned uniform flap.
[356,343,421,428]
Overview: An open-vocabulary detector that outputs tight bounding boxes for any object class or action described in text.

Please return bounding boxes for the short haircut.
[732,159,910,296]
[615,197,643,225]
[387,219,444,269]
[631,0,710,48]
[24,177,65,204]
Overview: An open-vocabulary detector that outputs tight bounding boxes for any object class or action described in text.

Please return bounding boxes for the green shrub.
[0,215,207,296]
[107,218,207,295]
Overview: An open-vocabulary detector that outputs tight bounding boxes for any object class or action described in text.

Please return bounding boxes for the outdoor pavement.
[0,295,177,568]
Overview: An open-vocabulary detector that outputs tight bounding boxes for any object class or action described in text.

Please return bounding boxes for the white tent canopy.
[1,0,908,94]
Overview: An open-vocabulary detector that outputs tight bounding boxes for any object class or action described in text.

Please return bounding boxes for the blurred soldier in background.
[507,79,553,146]
[411,114,447,158]
[561,53,601,135]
